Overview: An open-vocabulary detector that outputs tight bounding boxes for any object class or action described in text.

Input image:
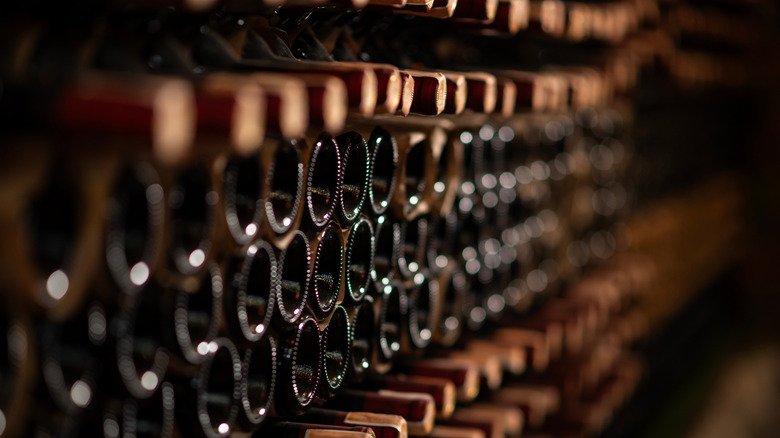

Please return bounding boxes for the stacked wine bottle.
[0,100,641,437]
[2,0,760,434]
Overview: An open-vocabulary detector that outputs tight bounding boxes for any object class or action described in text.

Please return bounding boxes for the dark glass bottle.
[432,266,467,348]
[165,161,217,277]
[223,240,277,345]
[164,263,223,366]
[237,335,276,431]
[220,153,263,247]
[397,216,428,279]
[305,135,342,230]
[105,162,165,296]
[406,270,440,350]
[375,280,406,373]
[394,138,432,220]
[276,230,312,325]
[176,338,242,437]
[262,139,305,236]
[372,218,400,284]
[38,301,103,417]
[366,126,399,217]
[348,296,376,382]
[334,132,370,226]
[273,316,322,417]
[344,217,375,303]
[308,221,344,320]
[115,285,170,399]
[318,305,352,399]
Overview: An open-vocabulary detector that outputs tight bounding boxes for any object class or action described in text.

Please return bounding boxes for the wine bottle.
[238,335,276,430]
[528,0,567,37]
[273,316,322,417]
[260,139,305,240]
[276,230,312,325]
[442,350,503,392]
[56,72,197,164]
[115,285,170,399]
[426,211,459,272]
[374,280,405,373]
[6,156,100,319]
[430,130,461,218]
[176,338,242,437]
[295,74,349,134]
[246,28,397,115]
[219,153,263,247]
[336,63,403,115]
[163,160,217,277]
[396,72,415,116]
[406,270,440,351]
[296,407,407,438]
[165,263,223,366]
[362,374,456,419]
[562,2,592,42]
[488,70,546,112]
[464,403,524,437]
[104,162,165,296]
[465,339,527,376]
[38,301,103,415]
[251,74,309,139]
[344,217,375,302]
[261,421,377,438]
[396,0,457,18]
[395,358,480,403]
[424,214,445,275]
[305,135,342,230]
[453,0,498,20]
[458,129,485,197]
[319,305,353,399]
[442,411,503,438]
[325,389,435,436]
[492,384,560,428]
[132,381,178,437]
[406,71,447,116]
[536,298,598,354]
[393,135,433,220]
[453,72,498,114]
[372,218,400,284]
[223,240,277,345]
[308,221,345,319]
[431,265,466,348]
[334,132,370,226]
[495,77,518,116]
[441,73,467,115]
[455,0,528,35]
[397,216,428,279]
[348,296,376,382]
[57,380,177,438]
[195,30,379,118]
[366,127,399,217]
[194,73,266,157]
[393,0,435,13]
[497,319,564,363]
